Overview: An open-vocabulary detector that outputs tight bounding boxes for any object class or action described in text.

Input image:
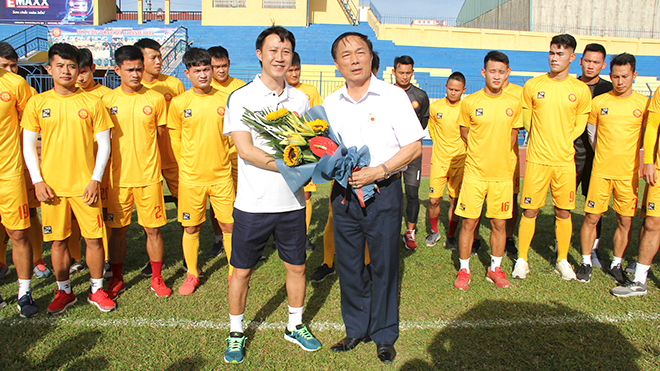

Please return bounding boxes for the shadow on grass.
[165,356,206,371]
[399,299,641,370]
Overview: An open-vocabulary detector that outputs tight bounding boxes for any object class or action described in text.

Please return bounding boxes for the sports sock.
[364,244,370,265]
[230,313,244,333]
[182,231,200,278]
[611,256,622,269]
[517,215,537,262]
[429,216,439,233]
[490,255,502,271]
[28,215,43,261]
[592,238,600,251]
[68,220,82,262]
[223,233,233,277]
[305,198,312,231]
[110,263,123,281]
[288,305,303,330]
[90,278,103,294]
[448,220,458,237]
[582,254,592,266]
[634,263,651,284]
[459,258,470,274]
[215,234,222,243]
[150,261,163,279]
[555,216,572,262]
[18,278,31,298]
[323,203,335,268]
[57,280,72,294]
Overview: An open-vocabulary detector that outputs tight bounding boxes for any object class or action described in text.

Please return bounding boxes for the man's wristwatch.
[380,163,391,179]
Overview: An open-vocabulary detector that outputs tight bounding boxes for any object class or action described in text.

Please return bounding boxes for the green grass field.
[1,179,660,370]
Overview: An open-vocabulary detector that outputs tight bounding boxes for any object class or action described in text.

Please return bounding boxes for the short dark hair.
[183,47,211,69]
[371,51,380,72]
[447,71,466,85]
[114,45,144,66]
[208,46,229,60]
[78,48,94,69]
[610,52,636,72]
[583,43,606,58]
[394,55,414,70]
[48,43,79,65]
[291,52,301,67]
[483,50,509,68]
[134,38,161,52]
[551,34,577,51]
[0,42,18,61]
[331,32,373,60]
[255,26,295,52]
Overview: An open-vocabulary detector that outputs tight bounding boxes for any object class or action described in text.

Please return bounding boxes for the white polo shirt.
[224,74,310,213]
[323,75,425,169]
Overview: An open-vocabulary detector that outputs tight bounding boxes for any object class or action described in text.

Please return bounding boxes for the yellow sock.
[103,224,111,261]
[69,219,82,262]
[0,228,7,265]
[323,200,334,268]
[555,216,572,262]
[364,244,370,265]
[305,198,312,231]
[28,215,43,262]
[223,232,233,277]
[517,214,537,262]
[182,231,199,278]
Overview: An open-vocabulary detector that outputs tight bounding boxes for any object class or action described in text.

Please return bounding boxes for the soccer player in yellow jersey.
[425,72,466,249]
[575,53,648,284]
[0,41,50,281]
[503,78,523,255]
[168,48,235,295]
[453,51,522,291]
[102,46,172,299]
[207,45,245,257]
[514,34,592,281]
[22,43,115,314]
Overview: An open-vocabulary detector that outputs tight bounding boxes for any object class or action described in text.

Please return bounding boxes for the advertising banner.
[1,0,93,25]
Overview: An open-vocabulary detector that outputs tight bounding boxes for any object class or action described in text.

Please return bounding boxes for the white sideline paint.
[1,312,660,330]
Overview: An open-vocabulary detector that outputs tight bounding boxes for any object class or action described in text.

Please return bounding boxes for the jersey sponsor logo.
[184,109,192,118]
[0,91,12,102]
[459,203,466,211]
[633,109,643,118]
[107,214,114,221]
[587,200,595,208]
[182,212,190,220]
[42,108,50,118]
[506,108,514,117]
[429,187,434,193]
[568,93,577,102]
[110,106,118,115]
[524,197,531,204]
[78,109,89,119]
[143,106,153,116]
[649,203,656,211]
[43,226,52,234]
[436,112,443,119]
[164,93,173,101]
[217,106,225,116]
[600,108,608,115]
[537,92,545,99]
[412,100,420,109]
[475,108,483,116]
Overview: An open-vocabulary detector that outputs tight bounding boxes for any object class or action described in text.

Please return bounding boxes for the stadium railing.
[160,26,189,76]
[1,24,48,59]
[116,11,202,21]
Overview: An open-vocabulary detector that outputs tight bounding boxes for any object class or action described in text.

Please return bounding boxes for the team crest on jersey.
[0,91,11,102]
[524,197,531,204]
[587,200,595,208]
[633,109,643,118]
[164,93,173,101]
[42,109,50,118]
[184,109,192,118]
[183,212,190,220]
[506,108,514,117]
[601,108,608,115]
[437,112,443,119]
[110,106,118,115]
[43,226,52,234]
[537,92,545,99]
[217,107,225,116]
[649,203,656,211]
[568,93,577,102]
[78,109,89,119]
[412,100,420,109]
[475,108,483,116]
[143,106,153,116]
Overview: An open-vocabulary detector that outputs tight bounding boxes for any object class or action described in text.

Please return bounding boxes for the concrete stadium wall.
[309,0,352,25]
[202,0,308,26]
[461,0,529,31]
[94,0,116,25]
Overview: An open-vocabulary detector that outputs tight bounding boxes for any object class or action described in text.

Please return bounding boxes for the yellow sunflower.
[308,119,329,132]
[265,108,289,121]
[283,145,302,166]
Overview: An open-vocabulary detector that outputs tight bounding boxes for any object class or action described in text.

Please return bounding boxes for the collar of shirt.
[252,73,293,103]
[337,75,382,104]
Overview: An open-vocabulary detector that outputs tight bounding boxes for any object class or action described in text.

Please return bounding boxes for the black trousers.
[331,176,403,345]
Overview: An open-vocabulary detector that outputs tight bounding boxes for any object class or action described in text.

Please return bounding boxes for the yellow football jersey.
[428,97,466,167]
[82,83,112,98]
[0,70,33,180]
[102,86,167,188]
[504,82,523,99]
[211,75,246,95]
[589,91,648,180]
[523,73,592,165]
[168,88,232,185]
[142,74,185,170]
[458,89,523,181]
[293,82,323,107]
[21,89,113,197]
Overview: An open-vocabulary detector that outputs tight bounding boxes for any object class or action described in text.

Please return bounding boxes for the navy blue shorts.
[230,208,307,269]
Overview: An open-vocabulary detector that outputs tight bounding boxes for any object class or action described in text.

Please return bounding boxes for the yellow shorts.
[0,175,30,230]
[107,182,167,228]
[455,176,513,219]
[41,196,103,241]
[584,176,638,217]
[641,182,660,218]
[304,182,317,192]
[521,162,576,210]
[23,170,39,209]
[178,181,235,226]
[429,163,464,199]
[162,166,179,199]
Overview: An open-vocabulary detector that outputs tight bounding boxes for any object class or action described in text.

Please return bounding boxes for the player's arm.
[82,129,110,205]
[23,129,55,202]
[230,130,278,172]
[511,128,519,150]
[642,111,660,185]
[586,103,598,148]
[420,93,430,130]
[167,100,182,162]
[460,126,469,144]
[572,113,589,141]
[349,140,422,188]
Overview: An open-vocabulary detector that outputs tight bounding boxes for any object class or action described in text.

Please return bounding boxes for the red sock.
[110,263,123,281]
[150,261,163,279]
[448,220,459,236]
[430,216,439,233]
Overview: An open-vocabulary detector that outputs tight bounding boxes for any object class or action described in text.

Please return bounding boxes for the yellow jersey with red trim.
[168,88,232,185]
[293,82,323,107]
[0,69,33,180]
[210,75,246,95]
[458,89,523,181]
[82,83,112,98]
[523,73,592,165]
[589,91,648,180]
[21,89,113,196]
[428,97,466,167]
